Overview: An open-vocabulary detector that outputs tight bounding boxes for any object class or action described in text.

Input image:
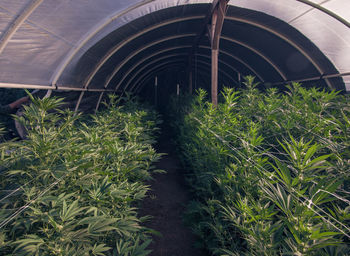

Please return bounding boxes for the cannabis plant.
[171,76,350,255]
[0,94,162,255]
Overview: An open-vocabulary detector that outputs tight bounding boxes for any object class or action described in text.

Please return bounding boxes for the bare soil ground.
[139,126,207,256]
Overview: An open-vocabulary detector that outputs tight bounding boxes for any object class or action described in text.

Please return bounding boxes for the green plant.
[170,76,350,255]
[0,94,162,255]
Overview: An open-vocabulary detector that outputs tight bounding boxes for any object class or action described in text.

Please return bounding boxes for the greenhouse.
[0,0,349,255]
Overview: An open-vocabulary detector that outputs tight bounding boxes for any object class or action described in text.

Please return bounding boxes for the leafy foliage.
[170,76,350,255]
[0,94,162,255]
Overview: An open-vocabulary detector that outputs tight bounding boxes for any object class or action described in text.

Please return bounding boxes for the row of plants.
[170,76,350,255]
[0,93,162,255]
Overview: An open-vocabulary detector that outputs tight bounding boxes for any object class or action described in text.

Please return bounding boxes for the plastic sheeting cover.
[0,0,349,92]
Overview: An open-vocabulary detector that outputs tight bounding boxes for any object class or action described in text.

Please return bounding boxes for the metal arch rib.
[123,53,238,93]
[87,6,290,90]
[194,59,238,85]
[295,0,350,28]
[220,35,287,80]
[52,2,336,90]
[95,62,187,111]
[103,33,196,91]
[126,55,189,92]
[132,61,203,94]
[53,15,204,88]
[0,0,44,55]
[199,46,264,81]
[130,60,187,92]
[113,45,246,92]
[109,34,279,91]
[225,16,332,88]
[74,32,196,113]
[98,62,186,111]
[122,51,239,92]
[115,46,192,91]
[135,66,212,94]
[131,58,237,93]
[112,45,264,92]
[83,16,204,90]
[134,64,201,94]
[133,60,235,94]
[50,0,156,86]
[196,53,240,81]
[55,6,293,89]
[134,66,181,94]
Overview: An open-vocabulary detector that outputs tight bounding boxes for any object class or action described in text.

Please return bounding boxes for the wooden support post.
[188,0,228,100]
[211,49,219,106]
[209,0,229,106]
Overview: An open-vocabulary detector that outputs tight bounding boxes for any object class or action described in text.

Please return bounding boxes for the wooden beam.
[187,0,228,98]
[211,49,219,106]
[209,0,229,50]
[209,0,229,106]
[187,0,220,94]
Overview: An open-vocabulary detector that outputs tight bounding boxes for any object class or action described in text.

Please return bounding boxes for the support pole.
[211,49,219,106]
[154,76,158,106]
[208,0,229,106]
[188,70,193,94]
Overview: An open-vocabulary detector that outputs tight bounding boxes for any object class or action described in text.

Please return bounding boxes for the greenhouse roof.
[0,0,349,99]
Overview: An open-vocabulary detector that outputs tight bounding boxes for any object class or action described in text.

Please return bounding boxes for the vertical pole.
[95,92,104,113]
[75,91,85,114]
[188,70,193,94]
[194,54,197,91]
[211,5,218,107]
[154,76,158,106]
[211,49,218,106]
[177,83,180,96]
[238,72,241,86]
[209,0,228,106]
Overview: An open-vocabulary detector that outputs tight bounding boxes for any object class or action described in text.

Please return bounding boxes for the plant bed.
[0,94,162,255]
[171,76,350,255]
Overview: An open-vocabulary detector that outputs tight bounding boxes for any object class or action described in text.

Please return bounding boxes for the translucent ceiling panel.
[0,8,12,36]
[231,0,312,22]
[0,1,30,14]
[230,0,350,90]
[0,21,72,85]
[56,0,211,86]
[0,0,143,85]
[320,0,350,22]
[28,0,140,45]
[62,0,211,68]
[289,2,350,73]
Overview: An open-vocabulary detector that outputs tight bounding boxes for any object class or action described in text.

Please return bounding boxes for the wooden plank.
[188,0,228,97]
[210,0,229,50]
[187,0,221,94]
[210,0,228,106]
[211,49,219,106]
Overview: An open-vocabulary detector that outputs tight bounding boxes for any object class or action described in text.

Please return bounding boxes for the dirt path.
[139,126,206,256]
